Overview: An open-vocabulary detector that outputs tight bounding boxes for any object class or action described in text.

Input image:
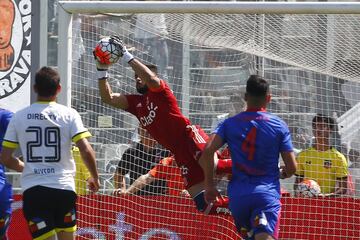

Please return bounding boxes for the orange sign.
[0,0,15,71]
[0,0,31,111]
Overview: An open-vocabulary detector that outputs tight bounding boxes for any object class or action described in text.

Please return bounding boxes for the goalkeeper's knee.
[193,191,230,215]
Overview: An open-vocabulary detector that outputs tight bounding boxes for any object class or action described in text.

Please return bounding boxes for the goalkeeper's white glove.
[93,35,134,79]
[93,49,111,79]
[109,35,134,63]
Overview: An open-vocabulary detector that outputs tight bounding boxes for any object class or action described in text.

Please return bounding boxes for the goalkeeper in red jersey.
[94,36,231,215]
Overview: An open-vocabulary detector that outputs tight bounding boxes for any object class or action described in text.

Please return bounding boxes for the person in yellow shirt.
[294,114,348,197]
[72,146,91,195]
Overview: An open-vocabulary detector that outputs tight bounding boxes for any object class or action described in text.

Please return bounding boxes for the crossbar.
[58,1,360,14]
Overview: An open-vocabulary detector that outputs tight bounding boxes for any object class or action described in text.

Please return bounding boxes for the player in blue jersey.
[0,108,13,240]
[199,75,297,240]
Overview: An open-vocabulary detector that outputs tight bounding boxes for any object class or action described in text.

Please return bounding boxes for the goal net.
[58,1,360,239]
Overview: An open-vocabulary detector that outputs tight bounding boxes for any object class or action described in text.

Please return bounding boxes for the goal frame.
[55,2,360,239]
[57,1,360,107]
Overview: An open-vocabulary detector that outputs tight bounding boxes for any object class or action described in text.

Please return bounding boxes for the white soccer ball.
[94,37,122,65]
[295,179,321,198]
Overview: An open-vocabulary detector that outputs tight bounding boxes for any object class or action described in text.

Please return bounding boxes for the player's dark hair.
[146,64,158,74]
[246,75,269,97]
[35,66,60,97]
[312,114,335,131]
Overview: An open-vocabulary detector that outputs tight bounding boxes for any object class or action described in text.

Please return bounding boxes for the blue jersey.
[0,108,13,222]
[215,109,293,198]
[0,108,13,185]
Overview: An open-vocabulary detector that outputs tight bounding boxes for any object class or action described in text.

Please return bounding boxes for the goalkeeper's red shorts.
[174,125,209,189]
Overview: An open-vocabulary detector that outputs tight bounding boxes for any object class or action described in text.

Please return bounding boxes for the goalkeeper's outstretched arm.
[94,35,164,109]
[128,59,162,90]
[109,35,162,89]
[97,77,129,110]
[94,36,129,110]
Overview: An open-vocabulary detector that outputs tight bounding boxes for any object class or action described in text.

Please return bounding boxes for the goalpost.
[58,1,360,239]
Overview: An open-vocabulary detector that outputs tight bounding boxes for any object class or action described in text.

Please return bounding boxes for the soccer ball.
[94,37,122,65]
[295,179,321,198]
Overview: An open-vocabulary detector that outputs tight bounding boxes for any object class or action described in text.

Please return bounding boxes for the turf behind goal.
[58,1,360,239]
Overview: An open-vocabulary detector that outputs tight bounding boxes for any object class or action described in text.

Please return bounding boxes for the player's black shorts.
[23,185,77,239]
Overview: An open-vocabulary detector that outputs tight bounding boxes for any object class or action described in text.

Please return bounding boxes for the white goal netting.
[61,3,360,240]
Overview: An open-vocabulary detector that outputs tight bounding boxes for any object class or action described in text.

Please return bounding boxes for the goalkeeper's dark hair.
[246,75,269,97]
[312,114,335,131]
[146,64,158,74]
[35,66,60,97]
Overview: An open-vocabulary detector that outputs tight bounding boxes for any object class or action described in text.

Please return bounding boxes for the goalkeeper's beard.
[136,84,149,95]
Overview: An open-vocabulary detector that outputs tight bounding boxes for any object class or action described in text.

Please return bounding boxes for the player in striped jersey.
[200,75,297,240]
[0,67,100,240]
[94,36,231,215]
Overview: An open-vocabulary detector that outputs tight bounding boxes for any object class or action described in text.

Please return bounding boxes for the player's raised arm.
[94,36,129,110]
